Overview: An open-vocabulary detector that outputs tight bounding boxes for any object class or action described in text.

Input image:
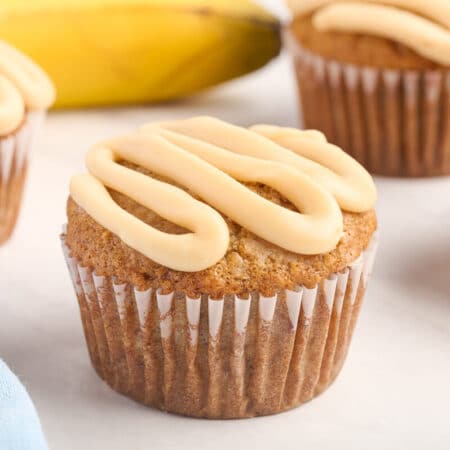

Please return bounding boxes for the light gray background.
[1,1,449,449]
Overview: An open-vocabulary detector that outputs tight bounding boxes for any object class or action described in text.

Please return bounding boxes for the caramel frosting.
[70,117,376,272]
[0,40,55,135]
[287,0,450,66]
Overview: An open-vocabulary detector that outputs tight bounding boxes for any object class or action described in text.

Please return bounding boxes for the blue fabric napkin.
[0,360,48,450]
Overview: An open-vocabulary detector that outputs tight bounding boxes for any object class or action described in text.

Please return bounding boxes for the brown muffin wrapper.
[289,35,450,177]
[0,112,46,245]
[62,232,378,419]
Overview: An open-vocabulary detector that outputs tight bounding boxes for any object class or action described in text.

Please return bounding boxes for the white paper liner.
[61,232,379,419]
[0,111,46,244]
[288,33,450,177]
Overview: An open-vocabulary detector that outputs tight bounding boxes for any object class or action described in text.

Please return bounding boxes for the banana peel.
[0,0,281,108]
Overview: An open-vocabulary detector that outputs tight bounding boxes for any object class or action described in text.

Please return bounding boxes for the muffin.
[287,0,450,177]
[0,40,55,244]
[62,116,378,419]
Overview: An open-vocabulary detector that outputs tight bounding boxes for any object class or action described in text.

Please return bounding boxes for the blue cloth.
[0,360,48,450]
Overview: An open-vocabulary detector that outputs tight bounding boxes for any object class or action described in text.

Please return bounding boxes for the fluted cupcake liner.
[0,112,46,245]
[61,232,378,419]
[289,35,450,177]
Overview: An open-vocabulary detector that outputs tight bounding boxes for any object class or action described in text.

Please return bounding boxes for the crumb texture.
[291,15,448,70]
[66,164,377,297]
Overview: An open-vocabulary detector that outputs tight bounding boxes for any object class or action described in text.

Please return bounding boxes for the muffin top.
[288,1,450,69]
[0,40,55,136]
[66,117,377,298]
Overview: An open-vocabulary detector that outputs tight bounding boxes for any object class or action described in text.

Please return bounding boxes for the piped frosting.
[70,117,376,272]
[0,40,55,135]
[287,0,450,66]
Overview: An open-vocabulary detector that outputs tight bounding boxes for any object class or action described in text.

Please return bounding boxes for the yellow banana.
[0,0,281,108]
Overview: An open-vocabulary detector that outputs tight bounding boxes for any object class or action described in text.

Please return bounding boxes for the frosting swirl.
[70,117,376,272]
[288,0,450,66]
[0,40,55,135]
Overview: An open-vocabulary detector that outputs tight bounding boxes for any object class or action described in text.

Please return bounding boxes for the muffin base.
[289,35,450,177]
[0,112,45,244]
[62,233,378,419]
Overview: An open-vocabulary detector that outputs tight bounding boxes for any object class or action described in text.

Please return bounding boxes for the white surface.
[1,49,450,450]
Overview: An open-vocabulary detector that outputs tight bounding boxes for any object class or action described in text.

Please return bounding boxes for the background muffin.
[0,40,55,244]
[62,117,378,418]
[287,0,450,177]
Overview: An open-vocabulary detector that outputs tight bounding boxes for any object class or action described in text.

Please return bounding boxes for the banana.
[0,0,281,108]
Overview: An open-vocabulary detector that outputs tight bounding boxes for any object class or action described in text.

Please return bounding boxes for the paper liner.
[289,35,450,177]
[61,232,378,419]
[0,112,46,244]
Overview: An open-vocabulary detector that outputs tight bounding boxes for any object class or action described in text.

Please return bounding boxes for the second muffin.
[287,0,450,177]
[0,40,55,244]
[62,117,378,418]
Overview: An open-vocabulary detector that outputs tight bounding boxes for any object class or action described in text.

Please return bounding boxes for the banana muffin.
[287,0,450,177]
[0,40,55,244]
[62,117,378,418]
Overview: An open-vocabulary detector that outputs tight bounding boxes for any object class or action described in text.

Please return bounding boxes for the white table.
[1,46,449,450]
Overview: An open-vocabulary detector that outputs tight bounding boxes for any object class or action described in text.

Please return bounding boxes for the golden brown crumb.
[291,15,448,70]
[66,162,377,298]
